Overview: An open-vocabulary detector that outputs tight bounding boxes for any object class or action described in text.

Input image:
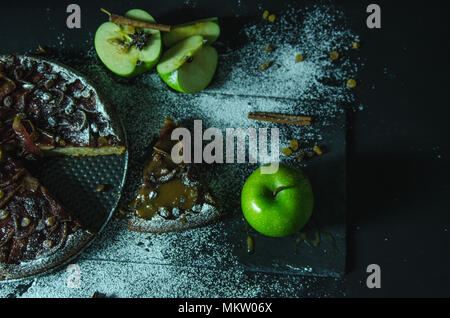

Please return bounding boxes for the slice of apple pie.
[128,117,220,233]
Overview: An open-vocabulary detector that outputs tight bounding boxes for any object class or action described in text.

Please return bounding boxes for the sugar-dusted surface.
[0,2,361,297]
[0,255,350,298]
[209,6,359,103]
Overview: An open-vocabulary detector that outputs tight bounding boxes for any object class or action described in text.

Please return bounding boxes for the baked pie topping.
[0,158,85,264]
[0,55,125,158]
[132,152,210,220]
[0,55,125,268]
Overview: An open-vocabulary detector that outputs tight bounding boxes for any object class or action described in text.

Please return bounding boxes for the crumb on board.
[313,145,323,155]
[289,139,299,151]
[347,78,357,88]
[330,50,339,60]
[258,61,272,71]
[282,147,293,156]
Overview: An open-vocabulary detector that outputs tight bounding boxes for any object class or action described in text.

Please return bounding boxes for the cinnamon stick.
[101,8,171,32]
[248,112,312,126]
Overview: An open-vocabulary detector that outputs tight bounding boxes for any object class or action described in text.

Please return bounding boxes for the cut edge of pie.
[0,55,125,277]
[42,145,126,157]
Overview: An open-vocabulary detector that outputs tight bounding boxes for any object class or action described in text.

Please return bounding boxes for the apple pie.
[0,55,125,158]
[0,157,85,265]
[0,55,125,272]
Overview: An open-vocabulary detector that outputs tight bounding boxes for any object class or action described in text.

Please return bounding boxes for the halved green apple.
[94,9,162,77]
[162,17,220,47]
[157,37,218,93]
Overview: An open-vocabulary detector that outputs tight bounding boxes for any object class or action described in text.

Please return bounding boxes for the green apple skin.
[158,45,218,93]
[163,18,220,47]
[241,164,314,238]
[159,69,183,92]
[94,9,162,77]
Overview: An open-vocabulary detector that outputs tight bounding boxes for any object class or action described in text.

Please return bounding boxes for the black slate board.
[233,117,347,277]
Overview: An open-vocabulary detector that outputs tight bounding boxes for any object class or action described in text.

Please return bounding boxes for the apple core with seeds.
[94,9,162,77]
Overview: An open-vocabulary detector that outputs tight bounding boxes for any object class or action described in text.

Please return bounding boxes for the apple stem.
[273,186,288,197]
[100,8,112,17]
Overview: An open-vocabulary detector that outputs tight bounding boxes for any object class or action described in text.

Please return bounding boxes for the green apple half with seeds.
[94,9,162,77]
[157,35,218,93]
[162,17,220,47]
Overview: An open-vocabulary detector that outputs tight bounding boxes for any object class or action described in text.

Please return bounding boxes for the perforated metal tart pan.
[0,55,128,282]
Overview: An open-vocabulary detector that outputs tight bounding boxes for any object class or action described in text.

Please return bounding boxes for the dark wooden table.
[0,0,449,297]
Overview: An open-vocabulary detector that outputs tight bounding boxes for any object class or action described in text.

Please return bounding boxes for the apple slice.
[158,44,218,94]
[94,9,162,77]
[156,35,204,74]
[162,18,220,47]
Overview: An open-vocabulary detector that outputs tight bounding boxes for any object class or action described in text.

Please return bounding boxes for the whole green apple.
[241,164,314,237]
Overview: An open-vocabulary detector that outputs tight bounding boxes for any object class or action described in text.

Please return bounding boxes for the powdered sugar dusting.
[1,2,361,297]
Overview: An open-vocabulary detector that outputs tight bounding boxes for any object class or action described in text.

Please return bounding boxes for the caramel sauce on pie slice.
[135,178,198,219]
[131,118,214,223]
[132,150,201,220]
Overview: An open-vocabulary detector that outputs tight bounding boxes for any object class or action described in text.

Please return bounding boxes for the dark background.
[1,0,449,297]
